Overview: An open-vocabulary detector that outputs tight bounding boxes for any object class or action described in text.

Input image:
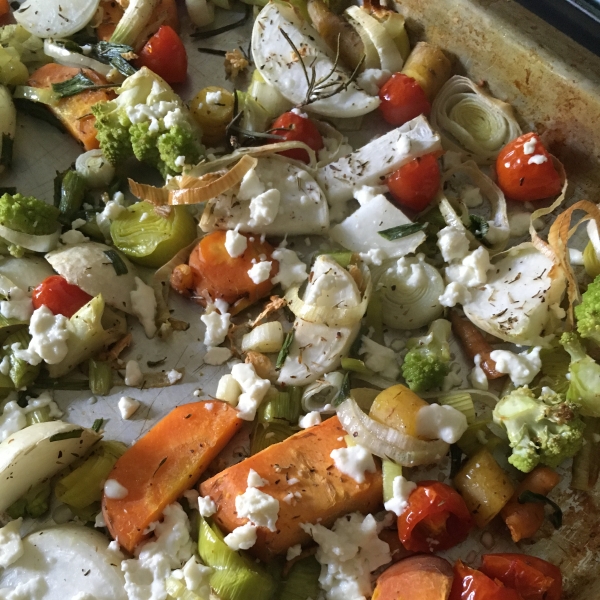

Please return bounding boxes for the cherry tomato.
[270,111,324,163]
[480,554,562,600]
[449,561,524,600]
[495,132,562,202]
[386,153,441,212]
[32,275,93,318]
[397,481,473,553]
[378,73,431,126]
[183,230,278,310]
[135,25,187,84]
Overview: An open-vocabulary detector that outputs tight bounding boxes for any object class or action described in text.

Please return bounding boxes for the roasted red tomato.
[386,153,441,212]
[32,275,93,318]
[270,111,324,163]
[170,230,278,312]
[378,72,431,126]
[136,25,187,84]
[480,554,562,600]
[449,561,524,600]
[397,481,473,553]
[495,132,562,202]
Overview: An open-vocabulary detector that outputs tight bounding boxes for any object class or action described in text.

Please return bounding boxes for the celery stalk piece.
[6,478,51,519]
[89,359,113,396]
[1,329,41,389]
[109,0,160,48]
[382,459,403,503]
[198,517,278,600]
[437,392,476,424]
[279,555,321,600]
[110,201,197,268]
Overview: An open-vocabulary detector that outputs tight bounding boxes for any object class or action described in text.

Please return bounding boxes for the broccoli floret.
[91,67,204,179]
[560,331,600,417]
[574,274,600,345]
[493,386,585,473]
[401,319,452,392]
[0,192,59,236]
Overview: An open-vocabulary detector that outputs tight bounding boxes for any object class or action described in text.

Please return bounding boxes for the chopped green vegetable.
[6,479,51,520]
[51,72,116,99]
[58,169,86,221]
[258,390,301,424]
[382,459,403,503]
[92,418,104,433]
[518,490,563,529]
[250,419,296,455]
[378,222,426,241]
[332,371,350,407]
[103,249,129,276]
[279,555,321,600]
[468,214,490,240]
[49,429,84,442]
[89,359,113,396]
[276,330,295,369]
[1,329,41,389]
[0,192,60,235]
[340,357,373,375]
[92,41,137,77]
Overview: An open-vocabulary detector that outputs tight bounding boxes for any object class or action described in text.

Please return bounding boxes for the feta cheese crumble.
[104,479,128,499]
[528,154,548,165]
[0,518,24,568]
[415,403,468,444]
[489,346,542,386]
[437,226,470,263]
[223,523,257,551]
[248,189,280,227]
[118,396,141,419]
[358,336,399,380]
[201,308,230,347]
[330,444,376,484]
[224,228,248,258]
[299,410,322,429]
[198,495,217,517]
[130,277,157,338]
[286,544,303,561]
[383,476,417,516]
[230,363,271,421]
[270,247,308,289]
[470,354,489,391]
[247,261,272,284]
[235,484,279,531]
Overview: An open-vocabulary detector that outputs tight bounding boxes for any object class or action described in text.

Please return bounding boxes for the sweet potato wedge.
[27,64,115,151]
[103,401,242,553]
[200,416,383,562]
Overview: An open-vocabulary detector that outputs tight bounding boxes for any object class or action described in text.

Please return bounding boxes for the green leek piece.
[382,459,403,504]
[89,359,113,396]
[110,201,197,268]
[0,308,28,344]
[76,209,104,241]
[198,517,278,600]
[437,391,476,424]
[340,357,373,375]
[259,390,301,424]
[530,345,571,397]
[55,441,126,509]
[279,555,321,600]
[571,417,600,491]
[583,241,600,279]
[6,479,51,519]
[165,576,204,600]
[25,405,52,426]
[1,329,41,389]
[70,501,102,524]
[250,420,296,455]
[325,251,354,268]
[59,169,87,221]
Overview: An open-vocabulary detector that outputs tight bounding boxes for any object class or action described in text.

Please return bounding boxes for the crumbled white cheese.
[60,229,89,245]
[470,354,489,391]
[167,369,183,384]
[301,513,391,600]
[462,185,484,208]
[174,155,186,168]
[299,410,322,429]
[118,396,141,420]
[230,363,271,420]
[0,577,46,600]
[489,346,542,386]
[415,403,468,444]
[0,287,33,322]
[206,90,223,105]
[528,154,548,165]
[235,486,279,531]
[330,444,376,484]
[270,247,308,290]
[359,336,399,380]
[247,469,268,488]
[356,68,391,96]
[223,523,257,551]
[0,518,24,568]
[238,168,266,202]
[130,276,157,338]
[358,248,387,266]
[201,308,231,347]
[0,355,9,376]
[383,476,417,517]
[0,392,62,442]
[204,347,233,365]
[104,479,128,499]
[224,229,248,258]
[290,107,309,118]
[437,225,470,263]
[286,543,302,561]
[318,135,352,165]
[248,189,280,227]
[569,248,584,266]
[13,305,70,366]
[172,556,212,598]
[523,137,537,155]
[124,360,143,387]
[445,246,491,287]
[247,261,272,284]
[439,281,472,308]
[198,495,217,517]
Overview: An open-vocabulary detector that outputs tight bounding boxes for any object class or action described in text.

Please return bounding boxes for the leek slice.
[382,459,403,504]
[250,420,296,455]
[111,201,198,268]
[1,329,41,389]
[198,517,278,600]
[279,555,321,600]
[258,390,301,424]
[431,75,522,164]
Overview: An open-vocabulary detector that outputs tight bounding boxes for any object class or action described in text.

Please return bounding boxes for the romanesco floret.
[401,318,452,392]
[493,386,585,473]
[91,67,203,179]
[560,331,600,417]
[0,192,59,236]
[574,274,600,346]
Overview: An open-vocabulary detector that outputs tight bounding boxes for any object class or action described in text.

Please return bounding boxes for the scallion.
[103,249,129,275]
[89,359,113,396]
[378,222,426,241]
[279,555,321,600]
[276,330,295,369]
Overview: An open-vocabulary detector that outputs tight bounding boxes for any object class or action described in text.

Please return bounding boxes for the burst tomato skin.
[32,275,93,318]
[270,111,324,163]
[386,153,441,212]
[136,25,187,84]
[479,554,562,600]
[449,561,525,600]
[186,230,278,307]
[397,480,473,553]
[378,72,431,126]
[495,132,562,202]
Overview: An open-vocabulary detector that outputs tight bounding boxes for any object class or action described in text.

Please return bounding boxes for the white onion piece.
[431,75,522,164]
[15,0,101,39]
[0,224,60,253]
[344,9,380,70]
[76,150,116,189]
[43,40,113,77]
[336,398,449,467]
[301,372,345,412]
[186,0,215,27]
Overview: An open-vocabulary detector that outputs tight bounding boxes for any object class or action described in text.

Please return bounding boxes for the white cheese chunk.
[439,282,472,308]
[286,544,302,561]
[469,354,489,391]
[298,411,322,429]
[358,337,399,380]
[247,261,272,284]
[104,479,128,499]
[445,246,491,288]
[223,523,257,551]
[248,190,280,227]
[130,277,157,338]
[330,444,376,484]
[383,476,417,517]
[0,519,24,569]
[230,363,271,421]
[0,287,33,322]
[437,225,470,263]
[224,229,248,258]
[270,248,308,290]
[198,496,217,517]
[238,168,266,202]
[415,403,468,444]
[118,396,141,420]
[201,309,230,347]
[489,346,542,386]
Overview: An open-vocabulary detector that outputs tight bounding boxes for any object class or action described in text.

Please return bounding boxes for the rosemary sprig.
[278,28,365,107]
[52,72,117,99]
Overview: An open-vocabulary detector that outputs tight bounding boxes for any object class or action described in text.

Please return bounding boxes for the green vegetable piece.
[1,329,41,389]
[401,319,452,392]
[49,429,84,442]
[6,479,51,520]
[279,555,321,600]
[561,332,600,416]
[340,357,373,375]
[103,249,129,275]
[89,359,113,396]
[378,222,426,241]
[276,330,295,369]
[25,405,53,426]
[324,251,354,268]
[258,390,301,424]
[492,385,585,473]
[468,214,490,240]
[92,41,137,77]
[518,490,563,529]
[51,72,115,98]
[198,517,278,600]
[58,170,86,221]
[0,192,60,236]
[110,201,197,267]
[332,370,350,407]
[575,273,600,346]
